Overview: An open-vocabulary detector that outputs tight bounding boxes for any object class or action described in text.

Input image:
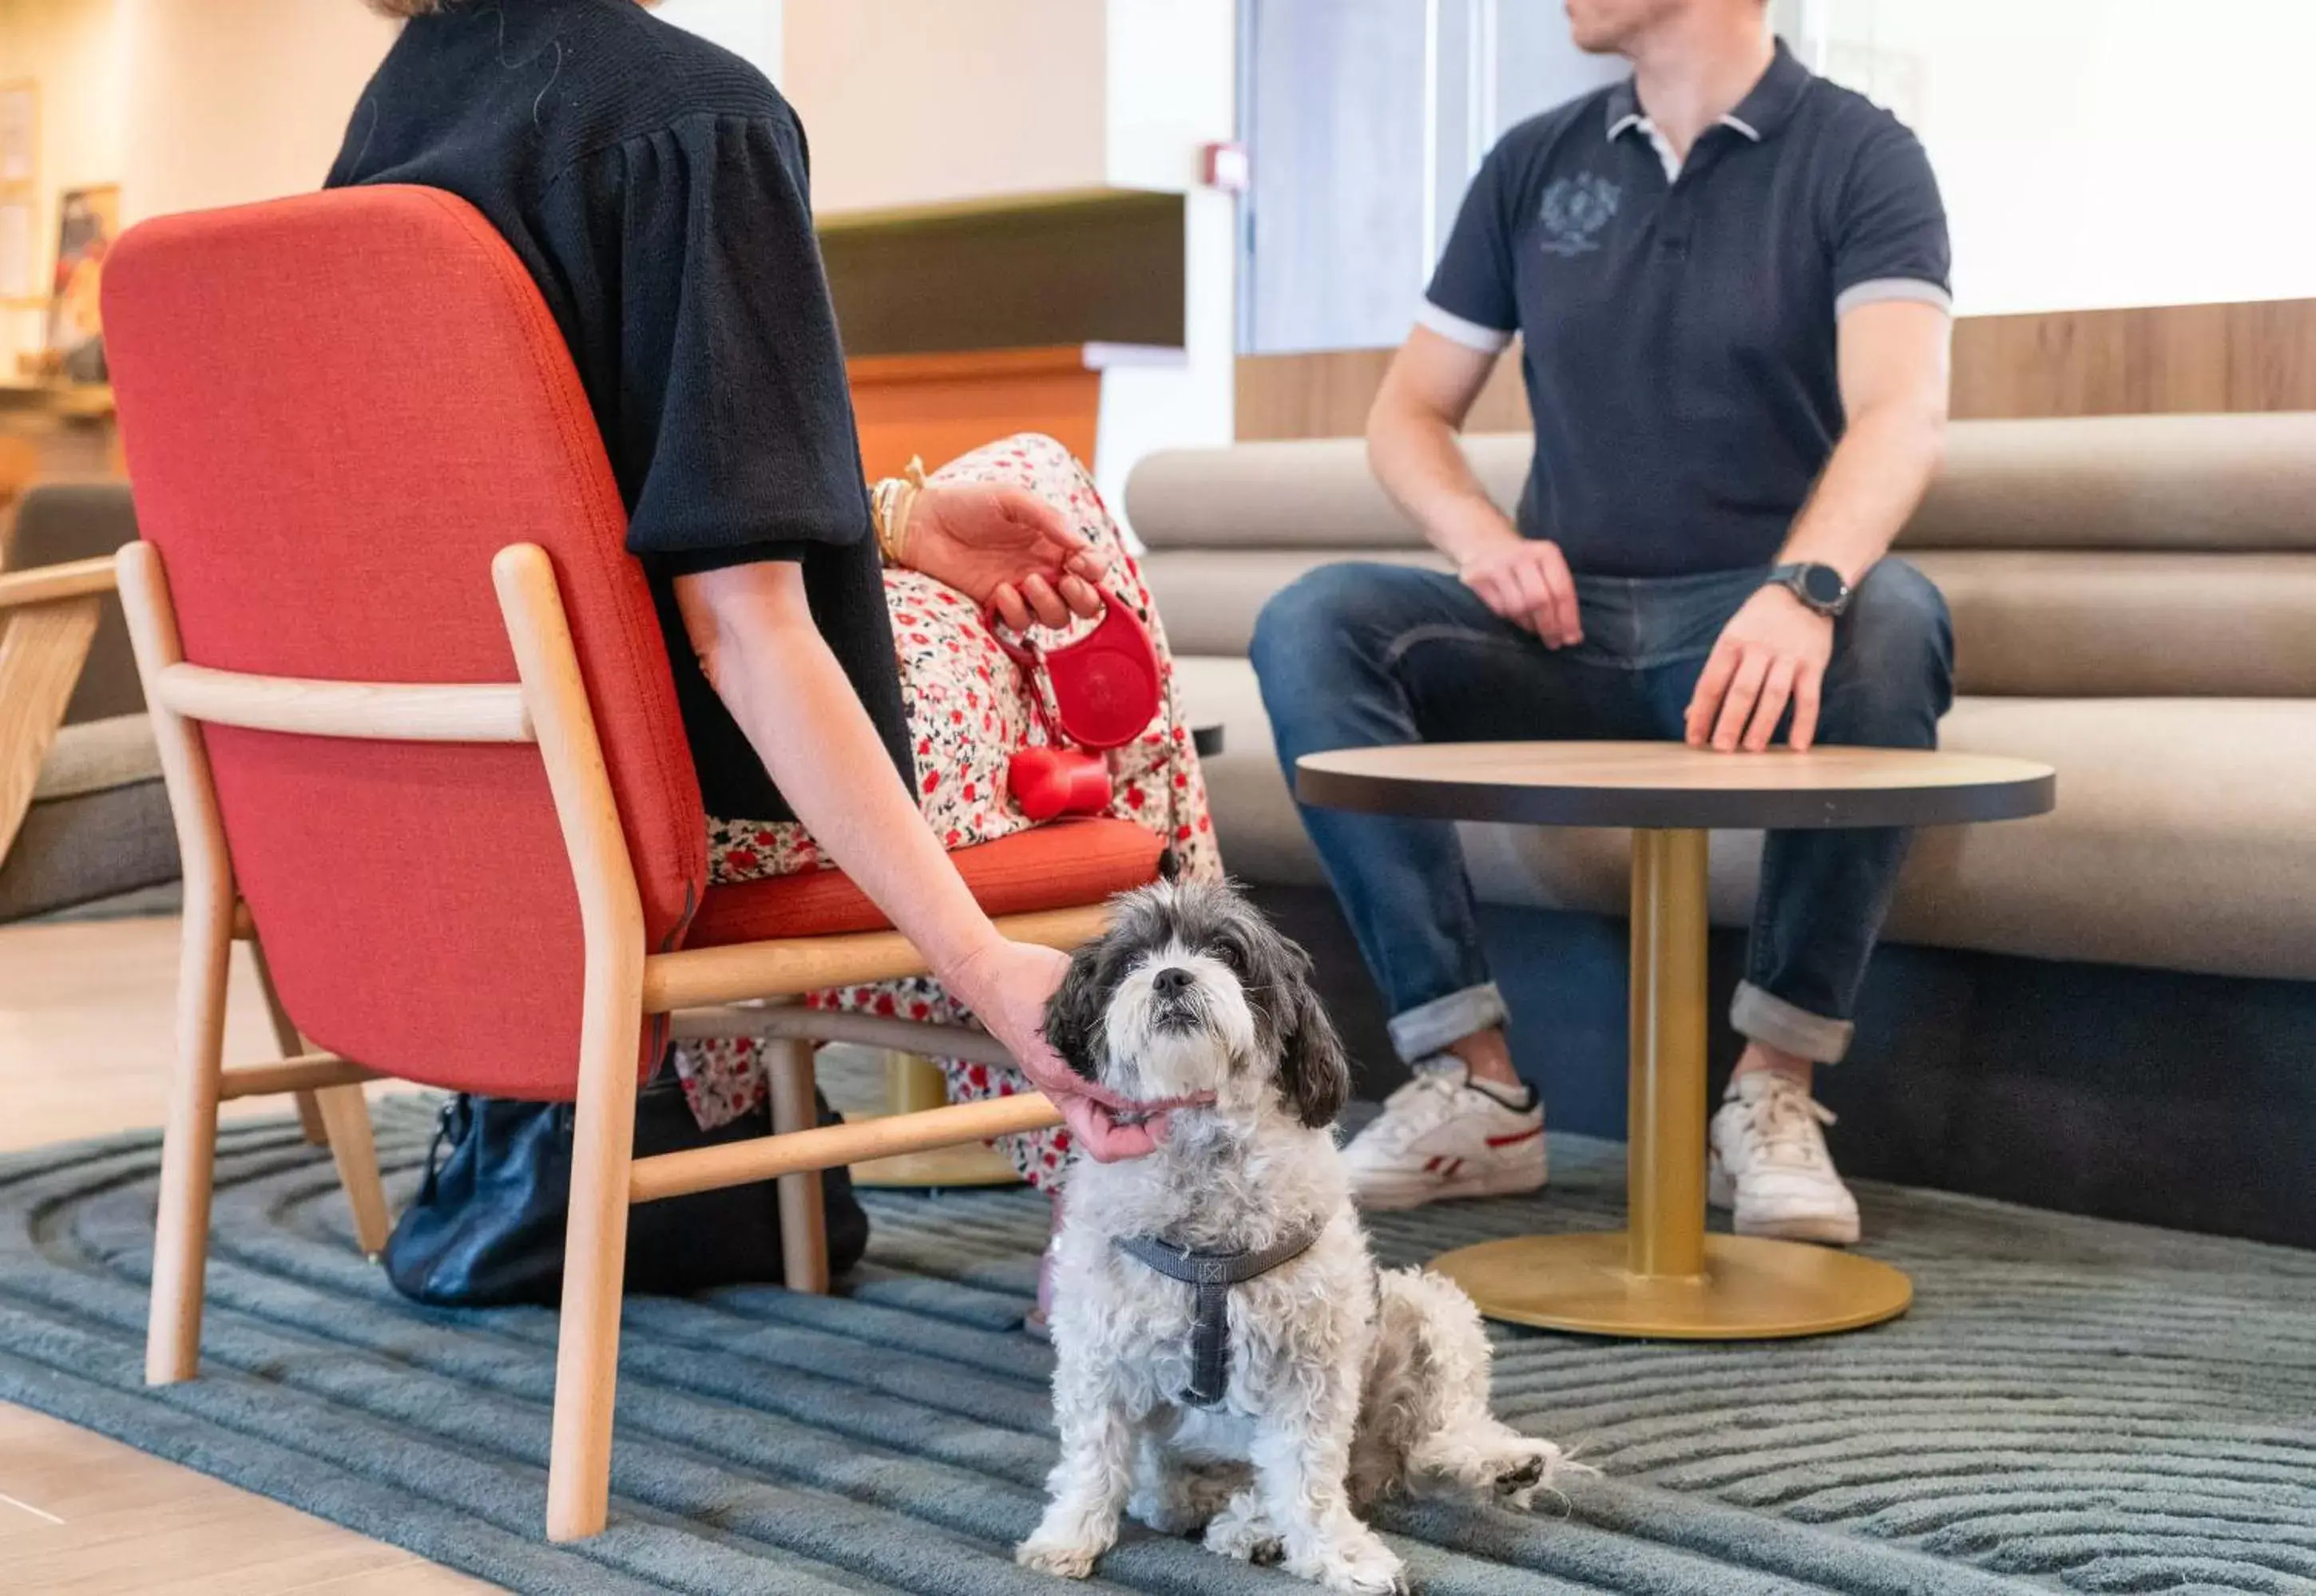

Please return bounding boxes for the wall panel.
[1237,299,2316,440]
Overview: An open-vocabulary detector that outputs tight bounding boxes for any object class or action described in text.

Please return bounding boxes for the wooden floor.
[0,911,494,1593]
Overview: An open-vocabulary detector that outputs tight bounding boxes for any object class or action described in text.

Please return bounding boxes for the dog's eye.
[1212,941,1246,972]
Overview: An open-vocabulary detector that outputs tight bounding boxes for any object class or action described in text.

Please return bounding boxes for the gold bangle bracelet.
[871,457,930,567]
[874,477,915,567]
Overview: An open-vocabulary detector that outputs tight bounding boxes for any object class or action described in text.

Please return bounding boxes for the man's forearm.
[1778,403,1946,583]
[1368,402,1518,564]
[685,586,1001,981]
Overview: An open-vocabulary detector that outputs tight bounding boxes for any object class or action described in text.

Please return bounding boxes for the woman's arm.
[673,561,1159,1161]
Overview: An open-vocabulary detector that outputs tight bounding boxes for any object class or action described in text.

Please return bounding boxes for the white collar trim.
[1608,110,1765,183]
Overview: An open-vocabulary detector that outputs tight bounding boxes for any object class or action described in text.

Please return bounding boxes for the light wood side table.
[1297,741,2054,1340]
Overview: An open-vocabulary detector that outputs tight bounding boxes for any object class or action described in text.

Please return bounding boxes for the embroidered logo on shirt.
[1538,174,1621,256]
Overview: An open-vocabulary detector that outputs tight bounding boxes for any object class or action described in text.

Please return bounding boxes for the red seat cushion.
[689,818,1163,946]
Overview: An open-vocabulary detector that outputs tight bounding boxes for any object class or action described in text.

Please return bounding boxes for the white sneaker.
[1340,1059,1547,1210]
[1707,1072,1861,1246]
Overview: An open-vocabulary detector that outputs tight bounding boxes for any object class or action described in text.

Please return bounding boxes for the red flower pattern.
[680,433,1222,1189]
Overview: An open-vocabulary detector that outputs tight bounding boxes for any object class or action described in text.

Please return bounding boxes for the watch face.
[1801,564,1847,608]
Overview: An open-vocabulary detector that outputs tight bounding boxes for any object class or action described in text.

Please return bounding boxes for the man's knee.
[1251,563,1425,687]
[1821,558,1954,742]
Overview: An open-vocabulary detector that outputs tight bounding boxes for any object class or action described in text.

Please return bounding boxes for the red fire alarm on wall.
[1201,141,1250,193]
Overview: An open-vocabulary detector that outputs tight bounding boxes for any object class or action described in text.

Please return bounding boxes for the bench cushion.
[1174,655,2316,984]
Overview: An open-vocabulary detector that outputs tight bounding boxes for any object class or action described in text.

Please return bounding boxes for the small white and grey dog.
[1016,881,1574,1594]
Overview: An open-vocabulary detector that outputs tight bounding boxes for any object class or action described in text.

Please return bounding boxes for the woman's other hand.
[943,937,1164,1163]
[903,482,1110,631]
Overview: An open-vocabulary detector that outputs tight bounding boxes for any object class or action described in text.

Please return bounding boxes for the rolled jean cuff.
[1388,983,1509,1064]
[1731,981,1853,1064]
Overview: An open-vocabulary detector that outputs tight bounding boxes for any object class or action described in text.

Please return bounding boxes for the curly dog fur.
[1016,882,1578,1594]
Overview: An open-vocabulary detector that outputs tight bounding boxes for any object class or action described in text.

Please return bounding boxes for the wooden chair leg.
[766,1038,830,1295]
[498,541,652,1541]
[545,999,642,1543]
[248,930,390,1248]
[291,1091,329,1146]
[313,1085,392,1256]
[145,869,232,1385]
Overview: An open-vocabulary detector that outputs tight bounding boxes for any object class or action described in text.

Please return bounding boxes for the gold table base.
[848,1051,1025,1189]
[1430,1232,1911,1340]
[1438,829,1913,1340]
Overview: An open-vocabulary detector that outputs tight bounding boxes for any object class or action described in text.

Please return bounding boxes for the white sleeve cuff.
[1834,277,1954,319]
[1415,299,1516,354]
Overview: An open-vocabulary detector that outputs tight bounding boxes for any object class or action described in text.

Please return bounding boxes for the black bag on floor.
[383,1064,870,1307]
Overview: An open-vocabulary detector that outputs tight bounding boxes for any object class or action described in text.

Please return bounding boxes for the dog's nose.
[1152,966,1195,997]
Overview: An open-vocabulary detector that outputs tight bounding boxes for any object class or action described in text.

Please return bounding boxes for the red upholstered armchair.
[101,187,1160,1541]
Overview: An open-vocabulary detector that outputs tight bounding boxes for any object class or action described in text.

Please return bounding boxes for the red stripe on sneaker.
[1424,1155,1444,1173]
[1442,1158,1464,1178]
[1486,1127,1544,1148]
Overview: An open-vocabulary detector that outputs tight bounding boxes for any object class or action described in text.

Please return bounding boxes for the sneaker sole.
[1352,1162,1548,1212]
[1708,1159,1859,1246]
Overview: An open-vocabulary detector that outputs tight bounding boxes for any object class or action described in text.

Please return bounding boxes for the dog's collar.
[1114,1222,1323,1409]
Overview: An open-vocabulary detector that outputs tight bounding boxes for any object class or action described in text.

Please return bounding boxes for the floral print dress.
[672,433,1223,1190]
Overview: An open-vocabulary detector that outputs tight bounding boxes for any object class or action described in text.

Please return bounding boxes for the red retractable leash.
[989,597,1164,822]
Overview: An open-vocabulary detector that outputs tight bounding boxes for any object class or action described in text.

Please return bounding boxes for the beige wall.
[780,0,1235,522]
[0,0,128,366]
[1092,0,1236,519]
[781,0,1108,216]
[117,0,395,225]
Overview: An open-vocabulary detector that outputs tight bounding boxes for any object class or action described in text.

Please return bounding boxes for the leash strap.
[1115,1225,1322,1408]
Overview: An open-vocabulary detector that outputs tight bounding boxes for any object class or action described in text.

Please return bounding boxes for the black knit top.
[327,0,910,823]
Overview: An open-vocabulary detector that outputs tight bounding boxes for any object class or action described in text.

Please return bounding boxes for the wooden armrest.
[0,560,112,862]
[0,556,115,610]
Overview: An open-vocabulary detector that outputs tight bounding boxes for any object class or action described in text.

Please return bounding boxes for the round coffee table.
[1295,742,2055,1340]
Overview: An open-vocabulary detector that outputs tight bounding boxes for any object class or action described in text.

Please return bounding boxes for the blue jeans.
[1250,560,1955,1066]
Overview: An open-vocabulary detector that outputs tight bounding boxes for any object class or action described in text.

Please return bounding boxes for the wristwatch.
[1767,561,1852,617]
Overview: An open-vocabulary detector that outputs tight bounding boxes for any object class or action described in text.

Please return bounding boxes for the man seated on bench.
[1251,0,1953,1243]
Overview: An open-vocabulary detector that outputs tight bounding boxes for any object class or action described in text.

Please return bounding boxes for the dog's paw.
[1494,1442,1595,1511]
[1494,1447,1549,1508]
[1015,1538,1104,1580]
[1201,1491,1284,1564]
[1291,1527,1409,1595]
[1208,1531,1284,1566]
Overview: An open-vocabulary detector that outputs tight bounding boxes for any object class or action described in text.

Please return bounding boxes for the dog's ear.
[1040,941,1110,1084]
[1279,980,1351,1129]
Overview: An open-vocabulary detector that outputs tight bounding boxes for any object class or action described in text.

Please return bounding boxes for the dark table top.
[1296,742,2055,831]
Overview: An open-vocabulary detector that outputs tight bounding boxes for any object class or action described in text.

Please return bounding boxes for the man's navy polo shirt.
[1422,40,1949,578]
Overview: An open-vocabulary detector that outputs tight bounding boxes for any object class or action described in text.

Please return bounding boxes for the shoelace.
[1369,1070,1465,1149]
[1744,1079,1838,1169]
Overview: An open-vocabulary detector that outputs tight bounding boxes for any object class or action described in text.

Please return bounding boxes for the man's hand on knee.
[1456,535,1584,648]
[1686,586,1834,752]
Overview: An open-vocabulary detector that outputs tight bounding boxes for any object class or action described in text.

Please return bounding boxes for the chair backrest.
[103,187,707,1097]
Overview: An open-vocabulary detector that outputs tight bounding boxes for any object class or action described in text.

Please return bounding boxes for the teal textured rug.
[2,1096,2313,1594]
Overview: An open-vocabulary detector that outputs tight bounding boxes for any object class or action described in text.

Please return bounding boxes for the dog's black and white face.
[1042,881,1349,1129]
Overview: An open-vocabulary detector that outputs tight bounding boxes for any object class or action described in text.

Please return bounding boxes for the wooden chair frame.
[0,546,385,1211]
[118,537,1085,1542]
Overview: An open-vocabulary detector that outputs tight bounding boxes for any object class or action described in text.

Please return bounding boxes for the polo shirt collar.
[1604,36,1811,147]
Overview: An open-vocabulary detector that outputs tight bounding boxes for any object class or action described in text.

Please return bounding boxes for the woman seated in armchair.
[338,0,1219,1318]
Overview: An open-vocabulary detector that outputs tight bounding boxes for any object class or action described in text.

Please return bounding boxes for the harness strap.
[1115,1224,1322,1408]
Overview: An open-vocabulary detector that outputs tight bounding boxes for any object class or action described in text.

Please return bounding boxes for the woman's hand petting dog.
[944,938,1170,1162]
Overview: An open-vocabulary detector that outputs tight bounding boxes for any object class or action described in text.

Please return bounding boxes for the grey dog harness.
[1115,1225,1323,1408]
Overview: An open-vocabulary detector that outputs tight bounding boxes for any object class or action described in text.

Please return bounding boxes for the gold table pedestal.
[849,1051,1025,1189]
[1430,829,1912,1339]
